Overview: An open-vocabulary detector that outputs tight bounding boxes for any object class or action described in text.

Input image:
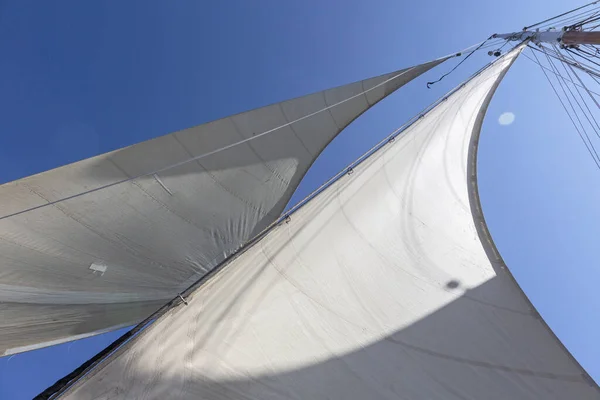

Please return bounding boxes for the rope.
[569,48,600,71]
[561,48,600,108]
[547,52,600,166]
[522,52,600,97]
[426,35,496,88]
[434,37,504,61]
[524,0,600,30]
[569,9,600,28]
[552,44,600,139]
[544,48,600,160]
[538,7,600,30]
[563,46,600,93]
[531,47,600,170]
[529,45,600,79]
[584,21,600,30]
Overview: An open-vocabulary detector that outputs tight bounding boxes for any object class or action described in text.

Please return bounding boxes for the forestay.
[60,45,600,399]
[0,58,447,355]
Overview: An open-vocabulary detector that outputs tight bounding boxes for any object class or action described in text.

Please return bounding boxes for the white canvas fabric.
[0,58,447,355]
[61,46,599,399]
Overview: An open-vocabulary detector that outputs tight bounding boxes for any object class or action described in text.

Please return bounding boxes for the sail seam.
[228,116,290,185]
[385,336,587,383]
[20,182,167,271]
[361,79,373,106]
[321,90,342,131]
[1,67,420,223]
[171,133,279,219]
[277,102,314,157]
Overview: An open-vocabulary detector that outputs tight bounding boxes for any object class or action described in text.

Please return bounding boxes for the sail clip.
[178,294,188,306]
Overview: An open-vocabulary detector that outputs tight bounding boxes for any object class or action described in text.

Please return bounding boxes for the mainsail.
[0,58,448,356]
[54,45,600,399]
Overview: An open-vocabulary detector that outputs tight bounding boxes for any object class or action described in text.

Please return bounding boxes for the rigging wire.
[552,44,600,138]
[496,40,511,51]
[529,45,600,79]
[479,39,507,49]
[559,46,600,162]
[584,21,600,30]
[569,47,600,71]
[539,8,600,30]
[525,1,600,30]
[543,47,600,161]
[561,47,600,108]
[530,48,600,167]
[555,7,600,28]
[453,38,504,54]
[568,49,600,82]
[426,35,496,88]
[563,48,600,78]
[569,8,600,29]
[531,47,600,169]
[522,52,600,97]
[571,14,600,29]
[573,54,600,88]
[581,44,600,55]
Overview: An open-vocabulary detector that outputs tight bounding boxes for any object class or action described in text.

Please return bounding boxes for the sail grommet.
[347,167,354,175]
[388,136,395,143]
[284,215,291,224]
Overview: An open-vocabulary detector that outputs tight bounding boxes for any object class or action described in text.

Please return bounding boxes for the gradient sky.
[0,1,599,399]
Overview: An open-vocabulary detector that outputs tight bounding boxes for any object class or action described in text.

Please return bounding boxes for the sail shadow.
[65,277,599,400]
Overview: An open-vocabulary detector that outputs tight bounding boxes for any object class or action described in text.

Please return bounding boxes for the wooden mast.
[562,31,600,45]
[497,30,600,47]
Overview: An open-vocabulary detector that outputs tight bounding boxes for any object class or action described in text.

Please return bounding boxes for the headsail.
[0,58,448,355]
[55,45,600,399]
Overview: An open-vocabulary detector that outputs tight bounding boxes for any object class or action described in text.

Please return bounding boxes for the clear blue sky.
[1,1,599,399]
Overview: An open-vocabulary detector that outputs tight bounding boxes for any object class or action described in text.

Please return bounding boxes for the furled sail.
[57,45,599,399]
[0,58,448,356]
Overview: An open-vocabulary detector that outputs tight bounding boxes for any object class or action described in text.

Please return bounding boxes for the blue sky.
[1,1,599,398]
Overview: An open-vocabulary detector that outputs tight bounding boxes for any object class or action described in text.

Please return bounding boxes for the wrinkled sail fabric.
[59,47,599,399]
[0,59,447,356]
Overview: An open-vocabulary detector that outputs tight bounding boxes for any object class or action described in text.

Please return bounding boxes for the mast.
[496,30,600,46]
[563,31,600,45]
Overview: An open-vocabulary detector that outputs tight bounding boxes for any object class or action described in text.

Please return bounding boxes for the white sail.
[0,58,447,355]
[59,45,599,399]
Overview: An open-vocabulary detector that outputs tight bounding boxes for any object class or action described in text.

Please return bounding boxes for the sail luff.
[467,43,599,389]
